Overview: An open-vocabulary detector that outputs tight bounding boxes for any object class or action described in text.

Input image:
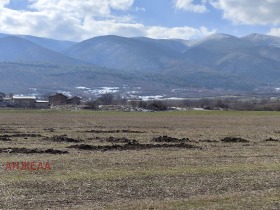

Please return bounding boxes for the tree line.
[85,93,280,111]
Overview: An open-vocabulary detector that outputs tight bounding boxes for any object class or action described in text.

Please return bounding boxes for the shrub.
[85,100,99,110]
[147,101,168,111]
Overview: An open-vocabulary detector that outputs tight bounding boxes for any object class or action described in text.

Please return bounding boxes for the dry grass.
[0,110,279,209]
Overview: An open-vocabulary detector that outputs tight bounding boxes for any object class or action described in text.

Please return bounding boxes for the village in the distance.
[0,92,81,109]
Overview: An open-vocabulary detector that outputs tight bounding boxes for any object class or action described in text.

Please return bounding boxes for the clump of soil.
[68,142,202,152]
[0,147,68,154]
[83,129,145,134]
[43,149,68,154]
[0,128,19,133]
[152,135,190,143]
[44,128,55,132]
[264,138,279,142]
[199,140,219,143]
[0,133,42,138]
[45,135,82,143]
[106,137,138,144]
[14,133,42,137]
[0,135,12,141]
[68,144,95,150]
[221,137,249,143]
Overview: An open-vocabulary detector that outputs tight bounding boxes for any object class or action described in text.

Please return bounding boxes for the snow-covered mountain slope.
[242,33,280,48]
[189,33,253,53]
[0,32,280,92]
[64,35,183,72]
[132,37,189,53]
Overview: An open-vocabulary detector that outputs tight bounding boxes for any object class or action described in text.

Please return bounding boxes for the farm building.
[49,93,82,106]
[35,100,50,109]
[1,92,81,108]
[1,97,13,107]
[68,96,81,105]
[49,93,68,106]
[12,96,36,108]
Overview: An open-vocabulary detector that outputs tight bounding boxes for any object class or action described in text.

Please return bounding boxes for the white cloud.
[0,0,136,40]
[0,0,9,7]
[268,28,280,37]
[135,7,146,12]
[80,17,146,39]
[109,0,134,10]
[173,0,208,13]
[28,0,133,17]
[0,0,214,41]
[81,18,215,40]
[210,0,280,25]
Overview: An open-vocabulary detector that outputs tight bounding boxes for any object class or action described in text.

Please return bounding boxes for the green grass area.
[2,108,280,116]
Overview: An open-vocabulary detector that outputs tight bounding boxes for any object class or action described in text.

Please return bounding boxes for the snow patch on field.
[138,95,164,101]
[76,86,120,95]
[76,86,90,90]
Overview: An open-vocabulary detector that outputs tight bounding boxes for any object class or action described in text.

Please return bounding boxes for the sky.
[0,0,280,41]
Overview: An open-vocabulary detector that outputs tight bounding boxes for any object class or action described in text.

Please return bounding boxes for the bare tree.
[98,93,114,105]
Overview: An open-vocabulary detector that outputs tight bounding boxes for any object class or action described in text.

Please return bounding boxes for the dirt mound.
[0,133,42,138]
[106,137,138,144]
[68,144,94,150]
[45,135,82,143]
[0,135,12,141]
[0,147,68,154]
[264,138,279,142]
[152,135,190,143]
[68,142,202,152]
[221,137,249,143]
[199,140,219,143]
[44,149,69,154]
[83,129,145,134]
[12,133,42,137]
[43,128,55,132]
[0,128,19,133]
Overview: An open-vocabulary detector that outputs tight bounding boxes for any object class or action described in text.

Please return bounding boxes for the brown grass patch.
[0,110,280,209]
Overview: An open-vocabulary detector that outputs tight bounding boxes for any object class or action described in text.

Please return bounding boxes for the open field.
[0,110,280,209]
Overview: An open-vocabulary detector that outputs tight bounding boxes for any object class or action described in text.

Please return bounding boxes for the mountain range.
[0,32,280,97]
